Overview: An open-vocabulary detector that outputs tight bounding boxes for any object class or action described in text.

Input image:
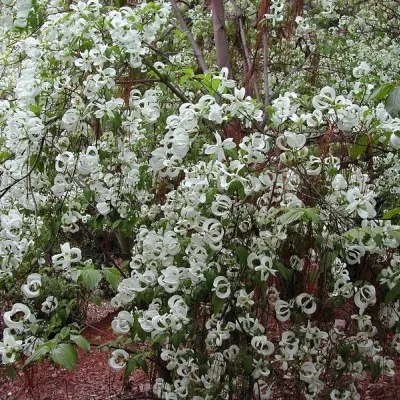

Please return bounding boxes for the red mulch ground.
[0,303,151,400]
[1,302,400,399]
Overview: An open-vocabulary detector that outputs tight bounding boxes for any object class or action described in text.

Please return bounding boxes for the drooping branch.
[211,0,230,69]
[169,0,209,73]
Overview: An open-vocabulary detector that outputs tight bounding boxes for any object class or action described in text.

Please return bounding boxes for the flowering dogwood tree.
[1,0,400,398]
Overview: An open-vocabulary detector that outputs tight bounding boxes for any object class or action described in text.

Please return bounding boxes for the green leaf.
[275,262,293,282]
[0,150,11,163]
[374,233,383,246]
[83,189,93,202]
[29,104,41,116]
[384,207,400,220]
[133,318,147,341]
[91,295,103,305]
[371,82,394,102]
[79,268,102,290]
[71,335,90,352]
[385,282,400,303]
[321,251,337,271]
[390,229,400,242]
[227,180,245,199]
[24,345,50,367]
[139,356,149,375]
[385,87,400,117]
[50,343,77,370]
[234,246,249,265]
[321,44,334,55]
[6,364,17,379]
[103,267,122,290]
[27,9,39,30]
[171,333,180,349]
[59,327,70,340]
[181,67,194,78]
[370,361,381,382]
[243,354,253,376]
[125,356,138,377]
[205,271,216,291]
[278,208,304,225]
[111,219,121,229]
[112,111,122,131]
[212,294,224,314]
[349,135,369,160]
[206,188,218,203]
[124,352,150,378]
[153,332,168,344]
[315,234,323,246]
[304,208,320,222]
[339,344,351,362]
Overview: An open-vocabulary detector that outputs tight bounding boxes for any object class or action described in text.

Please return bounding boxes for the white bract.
[0,329,23,364]
[212,276,231,299]
[108,349,129,370]
[4,303,34,333]
[354,285,376,310]
[296,293,317,315]
[52,243,82,271]
[21,273,42,298]
[275,300,291,322]
[111,311,134,334]
[41,296,59,314]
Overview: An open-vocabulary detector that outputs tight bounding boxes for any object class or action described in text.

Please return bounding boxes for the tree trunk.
[212,0,230,69]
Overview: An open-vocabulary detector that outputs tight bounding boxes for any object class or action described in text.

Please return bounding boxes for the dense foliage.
[1,0,400,398]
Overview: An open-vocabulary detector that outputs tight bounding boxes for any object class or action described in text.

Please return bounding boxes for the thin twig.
[261,31,270,130]
[143,59,189,103]
[116,78,161,84]
[0,136,46,199]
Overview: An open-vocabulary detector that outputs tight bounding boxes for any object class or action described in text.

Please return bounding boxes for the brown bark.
[211,0,230,69]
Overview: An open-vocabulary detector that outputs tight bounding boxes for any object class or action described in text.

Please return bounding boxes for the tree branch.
[169,0,209,73]
[230,0,260,101]
[143,59,189,103]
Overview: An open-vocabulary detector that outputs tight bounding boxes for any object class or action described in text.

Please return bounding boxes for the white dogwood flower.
[4,303,34,333]
[204,132,236,161]
[21,273,42,298]
[108,349,129,370]
[52,242,82,271]
[213,276,231,299]
[354,285,376,310]
[41,296,58,314]
[112,311,134,334]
